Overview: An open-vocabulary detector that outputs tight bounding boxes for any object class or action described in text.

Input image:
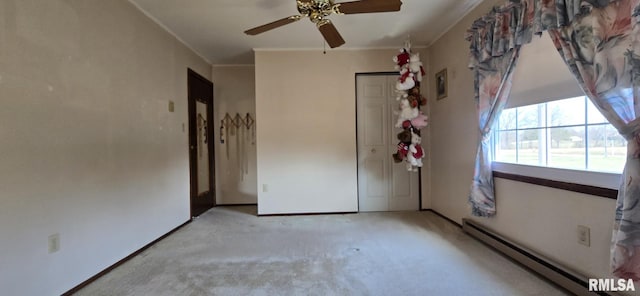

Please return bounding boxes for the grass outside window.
[494,96,625,174]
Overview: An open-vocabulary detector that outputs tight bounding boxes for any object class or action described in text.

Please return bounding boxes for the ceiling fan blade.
[244,15,302,35]
[334,0,402,14]
[317,21,345,48]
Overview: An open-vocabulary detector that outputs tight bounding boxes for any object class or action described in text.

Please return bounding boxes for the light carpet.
[75,206,570,296]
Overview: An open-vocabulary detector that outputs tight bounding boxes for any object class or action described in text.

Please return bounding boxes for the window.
[493,96,626,174]
[492,33,624,191]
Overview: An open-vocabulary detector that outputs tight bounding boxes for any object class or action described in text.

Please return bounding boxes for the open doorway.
[188,69,215,217]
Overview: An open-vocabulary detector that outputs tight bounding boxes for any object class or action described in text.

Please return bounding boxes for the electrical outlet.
[48,234,60,253]
[262,184,268,193]
[577,225,590,247]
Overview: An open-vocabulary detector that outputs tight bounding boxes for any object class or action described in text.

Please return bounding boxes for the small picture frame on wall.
[435,68,448,100]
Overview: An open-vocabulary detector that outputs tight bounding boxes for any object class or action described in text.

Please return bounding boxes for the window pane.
[548,126,586,170]
[587,99,608,124]
[517,129,546,166]
[587,124,626,173]
[498,108,517,130]
[492,95,627,176]
[518,104,544,129]
[547,96,586,127]
[495,131,517,163]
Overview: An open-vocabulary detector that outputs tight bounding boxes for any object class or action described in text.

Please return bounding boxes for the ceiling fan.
[244,0,403,48]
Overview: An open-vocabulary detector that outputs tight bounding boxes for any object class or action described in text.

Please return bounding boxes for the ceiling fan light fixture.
[244,0,403,48]
[297,0,334,17]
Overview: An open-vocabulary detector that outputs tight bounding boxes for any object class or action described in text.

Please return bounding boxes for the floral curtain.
[466,2,528,217]
[546,0,640,281]
[469,50,520,217]
[468,0,640,281]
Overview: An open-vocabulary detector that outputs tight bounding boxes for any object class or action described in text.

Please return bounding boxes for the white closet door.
[357,75,419,212]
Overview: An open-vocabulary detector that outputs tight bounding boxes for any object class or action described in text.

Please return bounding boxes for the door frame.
[355,72,423,211]
[188,68,215,217]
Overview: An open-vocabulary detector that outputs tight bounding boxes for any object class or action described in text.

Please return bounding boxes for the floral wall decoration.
[391,43,428,172]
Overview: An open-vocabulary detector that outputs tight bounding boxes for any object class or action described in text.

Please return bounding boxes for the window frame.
[492,96,623,196]
[492,162,620,193]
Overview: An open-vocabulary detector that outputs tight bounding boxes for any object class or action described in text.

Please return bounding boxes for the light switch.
[168,101,175,112]
[578,225,590,247]
[48,234,60,253]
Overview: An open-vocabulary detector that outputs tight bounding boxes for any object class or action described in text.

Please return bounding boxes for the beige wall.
[255,48,430,215]
[212,65,257,204]
[0,0,210,295]
[427,0,617,280]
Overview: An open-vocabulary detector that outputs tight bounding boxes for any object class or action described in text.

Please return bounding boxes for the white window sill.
[492,162,621,190]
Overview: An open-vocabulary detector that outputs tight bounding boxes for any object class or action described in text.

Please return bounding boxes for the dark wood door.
[188,69,215,217]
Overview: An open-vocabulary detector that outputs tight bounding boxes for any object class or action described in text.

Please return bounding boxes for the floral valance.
[466,0,633,66]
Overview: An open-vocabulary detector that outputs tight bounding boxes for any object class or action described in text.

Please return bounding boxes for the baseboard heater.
[462,219,616,296]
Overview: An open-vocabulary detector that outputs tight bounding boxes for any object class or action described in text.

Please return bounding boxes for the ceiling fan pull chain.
[323,40,327,54]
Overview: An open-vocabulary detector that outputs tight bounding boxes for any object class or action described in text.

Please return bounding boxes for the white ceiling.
[128,0,483,65]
